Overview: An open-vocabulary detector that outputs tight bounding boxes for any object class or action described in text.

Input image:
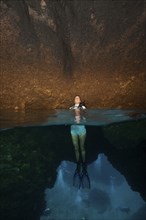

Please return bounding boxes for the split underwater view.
[0,109,146,220]
[0,0,146,220]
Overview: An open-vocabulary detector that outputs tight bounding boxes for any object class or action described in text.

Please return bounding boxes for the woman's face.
[74,96,81,104]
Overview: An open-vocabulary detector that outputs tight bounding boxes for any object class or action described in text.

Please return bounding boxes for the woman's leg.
[71,134,80,162]
[79,133,86,162]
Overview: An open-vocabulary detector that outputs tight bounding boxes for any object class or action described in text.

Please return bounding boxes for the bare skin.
[74,95,81,105]
[71,133,86,162]
[71,96,86,162]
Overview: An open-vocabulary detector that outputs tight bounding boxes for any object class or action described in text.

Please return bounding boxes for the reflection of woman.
[69,95,86,163]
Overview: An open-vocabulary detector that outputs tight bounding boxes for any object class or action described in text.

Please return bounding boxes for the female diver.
[70,95,90,188]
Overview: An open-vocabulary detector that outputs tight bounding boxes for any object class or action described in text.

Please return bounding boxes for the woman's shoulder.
[69,105,86,110]
[69,105,75,110]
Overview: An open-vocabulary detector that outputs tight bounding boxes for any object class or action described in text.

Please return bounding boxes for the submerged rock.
[84,188,111,214]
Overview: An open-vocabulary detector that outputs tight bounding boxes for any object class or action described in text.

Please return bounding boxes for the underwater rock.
[117,206,131,214]
[42,207,51,216]
[128,204,146,220]
[84,188,111,214]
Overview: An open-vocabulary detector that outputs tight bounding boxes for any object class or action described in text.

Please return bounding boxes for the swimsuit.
[70,125,86,135]
[70,104,86,135]
[69,104,86,110]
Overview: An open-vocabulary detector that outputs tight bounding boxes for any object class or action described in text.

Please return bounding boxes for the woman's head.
[74,95,81,104]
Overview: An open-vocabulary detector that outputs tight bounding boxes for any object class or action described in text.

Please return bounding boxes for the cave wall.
[0,0,146,110]
[1,0,145,73]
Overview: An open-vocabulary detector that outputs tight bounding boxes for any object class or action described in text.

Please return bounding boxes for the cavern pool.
[0,108,146,130]
[0,109,146,220]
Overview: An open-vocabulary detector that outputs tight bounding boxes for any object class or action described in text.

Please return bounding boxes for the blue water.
[0,109,145,130]
[0,109,146,220]
[41,155,146,220]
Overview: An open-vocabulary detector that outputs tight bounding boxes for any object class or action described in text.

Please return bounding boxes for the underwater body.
[0,109,146,220]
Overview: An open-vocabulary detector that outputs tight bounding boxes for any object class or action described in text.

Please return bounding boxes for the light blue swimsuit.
[70,104,86,136]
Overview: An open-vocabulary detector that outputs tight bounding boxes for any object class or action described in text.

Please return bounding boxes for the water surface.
[0,109,145,130]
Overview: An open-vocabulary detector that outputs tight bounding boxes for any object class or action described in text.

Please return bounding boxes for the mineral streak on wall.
[0,0,146,110]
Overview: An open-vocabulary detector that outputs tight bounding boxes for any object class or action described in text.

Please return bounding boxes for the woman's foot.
[81,162,87,173]
[76,161,81,172]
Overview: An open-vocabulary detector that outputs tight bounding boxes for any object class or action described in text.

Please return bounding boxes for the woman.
[69,95,86,163]
[70,96,90,188]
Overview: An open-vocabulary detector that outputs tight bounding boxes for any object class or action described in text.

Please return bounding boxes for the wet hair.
[74,95,86,108]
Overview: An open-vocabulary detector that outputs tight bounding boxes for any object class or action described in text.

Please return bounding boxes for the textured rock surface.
[0,0,146,110]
